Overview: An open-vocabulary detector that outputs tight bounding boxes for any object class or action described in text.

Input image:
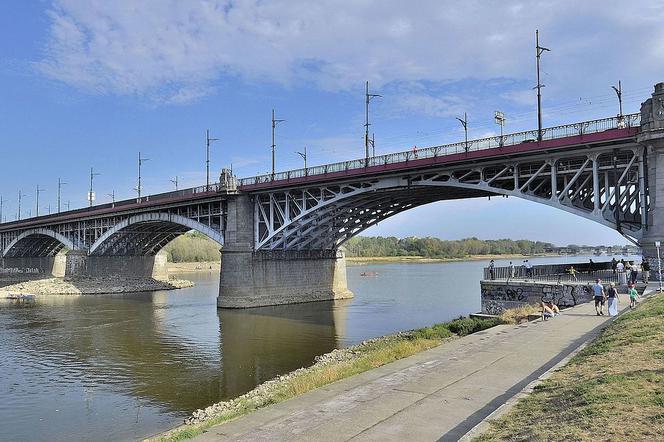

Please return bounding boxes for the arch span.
[89,212,224,256]
[2,228,76,258]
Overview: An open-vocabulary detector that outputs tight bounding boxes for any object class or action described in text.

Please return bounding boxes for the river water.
[0,254,628,441]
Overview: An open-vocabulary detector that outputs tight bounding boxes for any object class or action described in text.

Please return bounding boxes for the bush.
[447,317,502,336]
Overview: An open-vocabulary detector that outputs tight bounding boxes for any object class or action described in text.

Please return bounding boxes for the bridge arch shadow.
[2,228,76,258]
[89,213,224,256]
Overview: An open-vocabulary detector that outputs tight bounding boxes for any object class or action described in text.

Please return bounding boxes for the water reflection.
[218,301,342,399]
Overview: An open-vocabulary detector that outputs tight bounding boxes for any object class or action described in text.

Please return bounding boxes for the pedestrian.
[611,257,617,275]
[628,283,639,309]
[641,260,650,283]
[606,282,619,316]
[592,278,606,316]
[509,261,515,279]
[542,300,560,320]
[589,258,595,273]
[616,260,627,285]
[525,260,533,278]
[568,265,578,282]
[489,259,495,280]
[629,262,638,285]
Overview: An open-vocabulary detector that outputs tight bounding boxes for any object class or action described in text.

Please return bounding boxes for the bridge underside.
[90,221,194,256]
[4,234,67,258]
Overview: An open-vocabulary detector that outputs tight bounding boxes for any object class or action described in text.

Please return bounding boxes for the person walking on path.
[606,282,619,316]
[509,261,515,279]
[489,260,495,280]
[593,278,606,316]
[628,283,639,309]
[642,260,650,283]
[629,262,638,285]
[524,260,533,279]
[611,257,618,274]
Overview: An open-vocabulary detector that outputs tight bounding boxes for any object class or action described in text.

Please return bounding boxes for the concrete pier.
[218,194,353,309]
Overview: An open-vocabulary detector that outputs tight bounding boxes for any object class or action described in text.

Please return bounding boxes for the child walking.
[628,283,639,309]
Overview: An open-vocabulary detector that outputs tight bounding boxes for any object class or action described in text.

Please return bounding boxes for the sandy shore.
[167,261,221,273]
[0,276,194,296]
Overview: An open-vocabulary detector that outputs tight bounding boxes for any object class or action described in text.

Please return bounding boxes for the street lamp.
[89,167,101,207]
[364,81,382,166]
[57,178,67,213]
[535,29,550,142]
[494,111,506,147]
[137,151,149,200]
[206,130,219,191]
[612,80,624,127]
[456,112,469,153]
[170,176,179,191]
[271,110,285,179]
[295,147,308,172]
[35,185,45,216]
[656,241,662,292]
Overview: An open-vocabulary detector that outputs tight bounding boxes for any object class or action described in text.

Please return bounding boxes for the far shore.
[346,253,559,264]
[167,261,221,273]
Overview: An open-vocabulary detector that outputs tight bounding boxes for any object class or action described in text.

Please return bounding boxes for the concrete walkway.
[193,294,636,442]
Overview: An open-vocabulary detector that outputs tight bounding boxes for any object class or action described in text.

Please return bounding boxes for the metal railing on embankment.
[484,261,623,284]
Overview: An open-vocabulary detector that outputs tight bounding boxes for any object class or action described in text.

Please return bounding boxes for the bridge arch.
[89,212,224,256]
[2,228,76,258]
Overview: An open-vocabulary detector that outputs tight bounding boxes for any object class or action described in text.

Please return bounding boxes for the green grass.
[151,316,502,441]
[475,294,664,442]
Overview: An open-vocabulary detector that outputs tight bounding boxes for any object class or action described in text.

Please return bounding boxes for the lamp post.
[57,178,67,213]
[296,147,308,171]
[0,195,5,224]
[456,112,469,153]
[494,111,505,147]
[656,241,662,292]
[89,167,100,207]
[170,176,179,191]
[271,110,285,179]
[17,190,22,220]
[35,185,45,216]
[206,130,219,191]
[137,151,149,200]
[364,81,381,166]
[535,29,550,142]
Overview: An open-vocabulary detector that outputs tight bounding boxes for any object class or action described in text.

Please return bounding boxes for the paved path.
[193,294,636,442]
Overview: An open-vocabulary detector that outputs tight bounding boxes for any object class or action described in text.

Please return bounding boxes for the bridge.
[2,83,664,308]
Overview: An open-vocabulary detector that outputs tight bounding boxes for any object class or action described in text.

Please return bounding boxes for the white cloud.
[35,0,664,104]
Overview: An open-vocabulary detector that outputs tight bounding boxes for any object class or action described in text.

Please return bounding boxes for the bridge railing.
[238,113,640,187]
[484,261,626,284]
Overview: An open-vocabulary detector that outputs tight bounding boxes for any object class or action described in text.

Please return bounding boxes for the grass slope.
[476,294,664,441]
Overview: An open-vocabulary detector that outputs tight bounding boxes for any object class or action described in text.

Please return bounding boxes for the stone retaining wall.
[481,280,595,315]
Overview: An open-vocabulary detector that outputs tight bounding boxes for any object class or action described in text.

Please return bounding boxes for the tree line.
[343,236,554,258]
[162,232,554,262]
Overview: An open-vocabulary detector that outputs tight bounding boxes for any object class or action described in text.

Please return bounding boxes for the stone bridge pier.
[218,195,353,308]
[638,83,664,267]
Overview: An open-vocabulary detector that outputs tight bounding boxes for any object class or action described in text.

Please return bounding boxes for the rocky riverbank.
[0,275,194,296]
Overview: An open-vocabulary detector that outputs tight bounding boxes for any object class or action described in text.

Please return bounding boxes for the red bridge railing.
[238,113,640,187]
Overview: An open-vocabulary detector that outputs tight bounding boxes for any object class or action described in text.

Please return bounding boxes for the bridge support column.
[0,254,66,278]
[218,195,353,308]
[638,83,664,266]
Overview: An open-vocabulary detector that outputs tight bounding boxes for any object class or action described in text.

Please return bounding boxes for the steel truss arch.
[89,212,224,256]
[2,228,77,257]
[254,144,647,250]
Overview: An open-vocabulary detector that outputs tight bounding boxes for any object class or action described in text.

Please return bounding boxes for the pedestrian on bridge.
[509,261,515,279]
[489,260,495,280]
[568,265,578,282]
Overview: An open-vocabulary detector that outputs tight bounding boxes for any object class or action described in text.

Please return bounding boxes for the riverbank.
[152,316,502,441]
[474,291,664,441]
[346,253,558,264]
[0,275,194,296]
[167,261,221,273]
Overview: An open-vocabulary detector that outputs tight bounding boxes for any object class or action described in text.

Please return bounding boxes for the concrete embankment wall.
[481,280,595,315]
[0,255,66,277]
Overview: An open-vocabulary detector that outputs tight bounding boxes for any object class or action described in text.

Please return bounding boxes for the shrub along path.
[185,295,636,441]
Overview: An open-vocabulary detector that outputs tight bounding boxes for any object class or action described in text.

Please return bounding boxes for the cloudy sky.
[1,0,662,245]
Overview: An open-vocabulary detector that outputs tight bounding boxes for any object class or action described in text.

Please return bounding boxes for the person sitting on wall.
[542,300,560,320]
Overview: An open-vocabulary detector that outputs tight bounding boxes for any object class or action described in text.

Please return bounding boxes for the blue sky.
[1,0,662,245]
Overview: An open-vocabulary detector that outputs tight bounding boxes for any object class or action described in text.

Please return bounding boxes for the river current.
[0,254,628,441]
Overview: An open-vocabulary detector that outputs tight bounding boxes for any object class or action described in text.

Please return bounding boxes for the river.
[0,254,632,441]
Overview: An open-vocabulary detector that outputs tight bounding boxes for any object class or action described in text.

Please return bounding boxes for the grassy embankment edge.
[474,293,664,441]
[151,316,504,442]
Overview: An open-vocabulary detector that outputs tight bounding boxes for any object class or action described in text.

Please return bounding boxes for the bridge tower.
[638,82,664,265]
